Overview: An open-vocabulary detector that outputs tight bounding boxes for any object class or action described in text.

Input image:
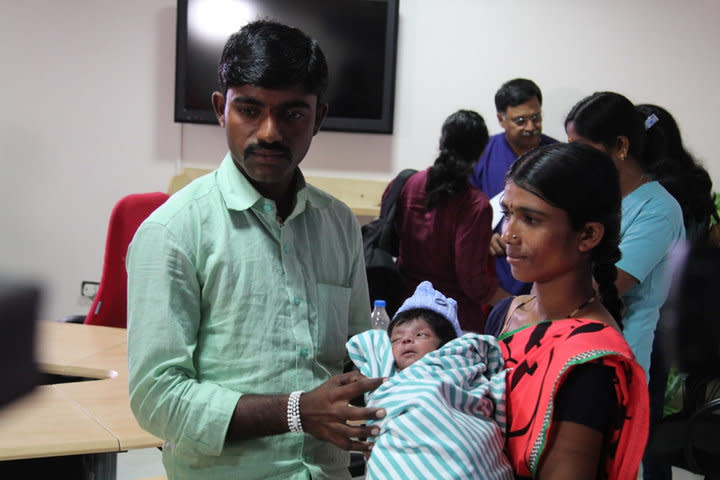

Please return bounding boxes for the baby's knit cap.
[392,281,462,336]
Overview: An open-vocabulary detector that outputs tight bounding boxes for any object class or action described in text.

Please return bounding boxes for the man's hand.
[300,370,386,452]
[489,232,506,257]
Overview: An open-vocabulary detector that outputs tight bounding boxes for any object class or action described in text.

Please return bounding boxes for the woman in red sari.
[484,142,649,479]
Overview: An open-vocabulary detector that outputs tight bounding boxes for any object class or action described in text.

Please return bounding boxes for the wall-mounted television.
[174,0,400,134]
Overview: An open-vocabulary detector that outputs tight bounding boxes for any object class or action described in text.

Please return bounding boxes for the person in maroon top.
[385,110,499,333]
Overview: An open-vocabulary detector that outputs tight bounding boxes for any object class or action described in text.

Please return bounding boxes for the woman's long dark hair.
[565,91,661,176]
[637,104,717,243]
[507,143,625,327]
[425,110,489,210]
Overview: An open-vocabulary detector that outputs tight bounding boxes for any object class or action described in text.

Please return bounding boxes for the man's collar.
[216,153,312,217]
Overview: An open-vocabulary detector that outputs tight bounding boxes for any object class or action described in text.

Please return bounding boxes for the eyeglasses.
[504,112,542,127]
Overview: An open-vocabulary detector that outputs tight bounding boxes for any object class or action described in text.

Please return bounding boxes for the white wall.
[1,0,718,321]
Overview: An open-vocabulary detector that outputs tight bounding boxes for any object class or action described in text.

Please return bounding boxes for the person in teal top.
[567,95,686,480]
[127,21,385,480]
[615,181,685,376]
[566,91,685,379]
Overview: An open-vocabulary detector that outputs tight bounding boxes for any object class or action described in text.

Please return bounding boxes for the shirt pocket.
[315,283,352,367]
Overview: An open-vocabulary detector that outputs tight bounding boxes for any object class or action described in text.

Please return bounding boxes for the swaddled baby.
[347,281,513,480]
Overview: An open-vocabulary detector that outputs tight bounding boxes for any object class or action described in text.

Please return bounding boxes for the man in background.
[127,20,384,479]
[470,78,557,297]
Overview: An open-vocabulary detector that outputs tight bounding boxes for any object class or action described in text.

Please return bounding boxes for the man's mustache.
[244,141,291,158]
[520,130,540,137]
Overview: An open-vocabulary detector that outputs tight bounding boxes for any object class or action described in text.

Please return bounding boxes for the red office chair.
[82,192,169,328]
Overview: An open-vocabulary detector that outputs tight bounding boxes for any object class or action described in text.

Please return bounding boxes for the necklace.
[500,296,536,335]
[566,293,597,318]
[500,292,598,334]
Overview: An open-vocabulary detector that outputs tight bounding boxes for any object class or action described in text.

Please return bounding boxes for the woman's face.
[390,317,442,370]
[500,181,584,284]
[565,121,620,165]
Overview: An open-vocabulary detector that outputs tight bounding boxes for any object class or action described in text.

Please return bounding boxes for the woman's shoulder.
[626,181,682,216]
[466,186,491,206]
[513,317,634,358]
[622,181,684,234]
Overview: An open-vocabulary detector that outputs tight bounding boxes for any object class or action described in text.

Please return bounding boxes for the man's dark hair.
[217,20,329,102]
[494,78,543,113]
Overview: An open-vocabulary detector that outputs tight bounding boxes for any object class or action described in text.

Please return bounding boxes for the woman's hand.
[489,233,506,256]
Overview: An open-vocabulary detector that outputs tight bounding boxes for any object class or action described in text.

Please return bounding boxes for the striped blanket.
[346,330,513,480]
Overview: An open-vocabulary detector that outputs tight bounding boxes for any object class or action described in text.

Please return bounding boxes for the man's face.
[212,84,327,198]
[498,97,543,156]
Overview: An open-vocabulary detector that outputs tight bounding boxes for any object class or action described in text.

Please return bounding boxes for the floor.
[117,447,706,480]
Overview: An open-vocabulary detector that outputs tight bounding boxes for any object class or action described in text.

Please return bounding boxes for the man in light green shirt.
[127,20,385,480]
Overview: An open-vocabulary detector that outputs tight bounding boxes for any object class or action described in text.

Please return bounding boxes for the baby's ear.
[578,222,604,252]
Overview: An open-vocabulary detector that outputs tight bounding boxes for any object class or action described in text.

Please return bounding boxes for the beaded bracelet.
[287,391,304,433]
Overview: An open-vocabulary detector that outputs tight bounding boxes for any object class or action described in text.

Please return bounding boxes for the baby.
[389,282,462,370]
[347,281,513,480]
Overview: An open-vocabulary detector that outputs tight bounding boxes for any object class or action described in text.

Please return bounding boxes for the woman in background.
[484,142,648,479]
[635,103,718,480]
[564,91,685,380]
[389,110,498,333]
[636,103,717,244]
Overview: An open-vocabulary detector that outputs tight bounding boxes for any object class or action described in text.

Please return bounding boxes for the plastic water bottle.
[371,300,391,330]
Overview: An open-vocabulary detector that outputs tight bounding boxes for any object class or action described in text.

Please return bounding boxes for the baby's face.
[390,318,442,370]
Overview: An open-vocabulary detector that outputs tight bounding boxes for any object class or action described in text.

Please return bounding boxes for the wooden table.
[0,321,162,478]
[168,167,387,219]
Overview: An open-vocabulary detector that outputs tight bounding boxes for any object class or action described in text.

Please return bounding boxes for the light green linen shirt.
[127,153,371,480]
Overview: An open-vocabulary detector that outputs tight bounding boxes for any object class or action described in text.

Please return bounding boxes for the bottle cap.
[373,299,386,308]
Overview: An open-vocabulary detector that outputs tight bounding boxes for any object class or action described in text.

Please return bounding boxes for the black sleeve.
[554,362,618,434]
[484,296,513,336]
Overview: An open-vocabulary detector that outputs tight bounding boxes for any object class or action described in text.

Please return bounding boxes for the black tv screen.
[174,0,399,134]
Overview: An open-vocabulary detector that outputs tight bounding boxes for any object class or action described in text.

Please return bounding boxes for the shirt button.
[283,244,291,253]
[294,296,301,305]
[300,347,309,357]
[263,203,273,212]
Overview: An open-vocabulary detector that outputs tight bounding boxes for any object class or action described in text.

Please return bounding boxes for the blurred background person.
[635,103,718,480]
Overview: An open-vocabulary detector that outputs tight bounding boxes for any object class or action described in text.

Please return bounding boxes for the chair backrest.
[685,396,720,476]
[0,279,41,406]
[84,192,169,328]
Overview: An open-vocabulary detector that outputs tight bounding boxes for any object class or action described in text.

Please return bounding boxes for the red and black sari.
[499,318,649,479]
